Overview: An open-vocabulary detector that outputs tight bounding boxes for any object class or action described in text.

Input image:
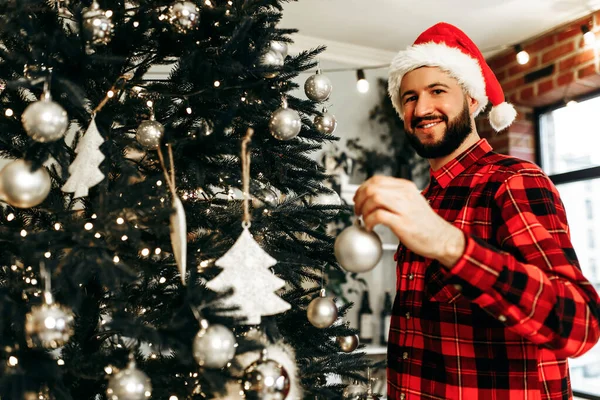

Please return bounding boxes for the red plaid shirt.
[387,139,600,400]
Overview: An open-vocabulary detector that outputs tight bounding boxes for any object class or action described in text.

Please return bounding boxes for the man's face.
[399,67,477,159]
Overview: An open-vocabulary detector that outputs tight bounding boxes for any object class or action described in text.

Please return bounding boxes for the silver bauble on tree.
[136,119,164,150]
[304,70,332,102]
[307,288,338,329]
[259,50,284,78]
[270,41,288,58]
[337,334,359,353]
[269,99,302,141]
[242,352,291,400]
[310,188,341,207]
[334,220,382,273]
[343,383,368,400]
[167,1,201,33]
[0,159,51,208]
[192,319,236,369]
[106,358,152,400]
[82,1,114,46]
[314,108,337,135]
[22,92,69,143]
[25,292,74,349]
[252,186,279,209]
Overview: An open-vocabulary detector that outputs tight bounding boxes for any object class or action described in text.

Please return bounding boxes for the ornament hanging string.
[156,144,177,198]
[241,128,254,228]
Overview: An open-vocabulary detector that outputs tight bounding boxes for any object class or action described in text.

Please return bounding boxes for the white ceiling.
[281,0,600,66]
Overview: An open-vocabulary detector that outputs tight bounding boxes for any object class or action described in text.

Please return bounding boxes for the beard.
[405,98,472,159]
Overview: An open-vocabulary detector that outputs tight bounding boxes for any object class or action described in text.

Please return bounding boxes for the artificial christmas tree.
[0,0,372,399]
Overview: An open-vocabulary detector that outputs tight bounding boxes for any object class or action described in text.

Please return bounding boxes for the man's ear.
[467,95,479,114]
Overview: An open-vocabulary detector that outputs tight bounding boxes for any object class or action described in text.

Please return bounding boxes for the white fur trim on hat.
[489,101,517,131]
[388,42,488,118]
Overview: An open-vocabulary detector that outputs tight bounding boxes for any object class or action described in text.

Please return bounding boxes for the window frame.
[535,89,600,400]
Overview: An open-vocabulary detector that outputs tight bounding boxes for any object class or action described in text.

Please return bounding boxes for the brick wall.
[480,11,600,162]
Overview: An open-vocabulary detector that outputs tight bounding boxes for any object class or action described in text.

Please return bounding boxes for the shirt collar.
[430,139,493,188]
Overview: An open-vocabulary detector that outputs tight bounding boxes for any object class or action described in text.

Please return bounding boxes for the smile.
[417,121,441,129]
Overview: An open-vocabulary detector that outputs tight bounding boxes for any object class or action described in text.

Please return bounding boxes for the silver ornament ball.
[337,334,359,353]
[82,2,114,45]
[334,223,382,273]
[307,290,338,329]
[304,73,332,102]
[136,120,164,150]
[168,1,201,33]
[22,97,69,142]
[314,111,337,135]
[343,384,368,400]
[25,302,74,349]
[269,107,302,140]
[270,41,288,58]
[242,358,291,400]
[0,159,51,208]
[310,189,341,207]
[106,361,152,400]
[252,187,279,209]
[193,323,236,369]
[259,50,284,78]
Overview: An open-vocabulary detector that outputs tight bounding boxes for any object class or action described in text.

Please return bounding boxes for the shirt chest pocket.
[424,259,464,304]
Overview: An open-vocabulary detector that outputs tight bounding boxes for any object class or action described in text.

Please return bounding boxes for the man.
[353,22,600,399]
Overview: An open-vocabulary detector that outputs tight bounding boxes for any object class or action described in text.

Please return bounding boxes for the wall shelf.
[362,345,387,355]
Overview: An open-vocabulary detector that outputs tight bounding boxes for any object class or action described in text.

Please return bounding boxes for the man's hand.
[353,176,465,268]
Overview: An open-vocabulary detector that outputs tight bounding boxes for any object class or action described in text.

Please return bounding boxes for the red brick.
[510,121,535,135]
[488,133,509,150]
[519,86,535,101]
[537,78,554,95]
[502,76,524,92]
[557,71,575,86]
[559,49,595,71]
[508,55,539,75]
[541,42,575,64]
[577,63,597,79]
[555,26,582,43]
[524,36,555,54]
[488,52,516,71]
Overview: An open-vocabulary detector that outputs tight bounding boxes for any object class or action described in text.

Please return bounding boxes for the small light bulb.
[20,230,27,237]
[356,79,369,93]
[54,223,61,230]
[146,100,153,108]
[31,278,37,285]
[107,90,115,98]
[121,235,128,241]
[84,223,93,230]
[117,217,125,225]
[7,213,15,221]
[105,10,113,17]
[113,256,120,263]
[133,21,139,27]
[228,0,233,4]
[214,80,221,87]
[186,107,192,114]
[5,109,13,117]
[91,214,97,219]
[44,252,51,258]
[10,265,17,271]
[156,180,163,187]
[159,277,167,283]
[204,0,212,5]
[26,278,31,283]
[8,356,18,366]
[516,50,529,65]
[141,248,150,256]
[57,359,65,365]
[95,233,101,238]
[105,366,113,374]
[155,248,162,255]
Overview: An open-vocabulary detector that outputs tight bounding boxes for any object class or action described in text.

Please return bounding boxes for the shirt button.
[453,284,462,291]
[400,394,406,400]
[408,273,414,280]
[405,312,411,320]
[402,351,408,359]
[498,315,507,322]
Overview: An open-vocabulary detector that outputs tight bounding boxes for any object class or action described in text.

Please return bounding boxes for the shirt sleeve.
[443,170,600,359]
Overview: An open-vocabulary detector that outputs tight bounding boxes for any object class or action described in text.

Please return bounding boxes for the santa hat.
[388,22,517,132]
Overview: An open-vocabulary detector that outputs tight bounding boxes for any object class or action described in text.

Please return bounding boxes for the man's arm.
[439,171,600,358]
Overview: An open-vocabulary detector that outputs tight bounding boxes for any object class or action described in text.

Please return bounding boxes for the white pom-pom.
[489,102,517,132]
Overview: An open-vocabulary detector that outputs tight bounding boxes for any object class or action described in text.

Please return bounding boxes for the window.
[538,94,600,398]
